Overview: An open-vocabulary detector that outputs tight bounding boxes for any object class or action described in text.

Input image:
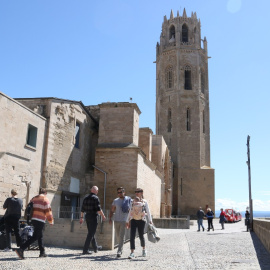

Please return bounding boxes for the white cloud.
[216,198,270,211]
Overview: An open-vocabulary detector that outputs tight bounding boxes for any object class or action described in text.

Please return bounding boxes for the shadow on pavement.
[250,231,270,270]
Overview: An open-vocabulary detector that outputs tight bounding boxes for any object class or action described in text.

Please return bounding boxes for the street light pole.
[247,135,253,231]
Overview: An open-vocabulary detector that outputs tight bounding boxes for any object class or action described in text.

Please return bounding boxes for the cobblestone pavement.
[1,219,270,270]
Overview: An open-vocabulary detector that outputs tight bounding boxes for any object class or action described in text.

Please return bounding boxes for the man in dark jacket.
[3,189,23,251]
[80,186,106,255]
[196,207,205,232]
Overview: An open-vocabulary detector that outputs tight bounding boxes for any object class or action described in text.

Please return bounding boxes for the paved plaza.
[1,219,270,270]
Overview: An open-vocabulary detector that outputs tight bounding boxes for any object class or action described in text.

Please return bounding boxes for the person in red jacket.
[15,188,54,259]
[219,208,226,230]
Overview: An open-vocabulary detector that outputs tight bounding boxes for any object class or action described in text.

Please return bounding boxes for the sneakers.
[15,248,24,259]
[128,252,135,259]
[94,245,102,253]
[116,251,122,258]
[39,253,48,258]
[3,248,12,252]
[82,250,92,255]
[142,249,147,257]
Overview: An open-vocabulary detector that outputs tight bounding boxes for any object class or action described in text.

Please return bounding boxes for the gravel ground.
[0,219,270,270]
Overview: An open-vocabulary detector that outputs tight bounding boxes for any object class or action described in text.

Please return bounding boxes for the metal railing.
[58,206,81,220]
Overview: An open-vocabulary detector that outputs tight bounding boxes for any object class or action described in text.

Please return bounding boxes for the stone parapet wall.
[253,218,270,254]
[43,218,115,250]
[153,217,190,229]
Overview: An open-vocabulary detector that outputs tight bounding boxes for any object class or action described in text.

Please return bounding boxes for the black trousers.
[207,219,214,230]
[83,214,98,252]
[130,219,146,250]
[21,220,45,254]
[4,215,21,249]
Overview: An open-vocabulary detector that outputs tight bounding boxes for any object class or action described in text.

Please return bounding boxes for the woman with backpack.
[126,188,152,259]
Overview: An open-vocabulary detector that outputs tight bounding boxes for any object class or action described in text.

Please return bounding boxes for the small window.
[184,66,192,90]
[187,108,191,131]
[182,24,188,42]
[167,108,172,132]
[26,124,38,148]
[75,122,80,148]
[166,66,173,89]
[201,72,205,94]
[203,110,205,134]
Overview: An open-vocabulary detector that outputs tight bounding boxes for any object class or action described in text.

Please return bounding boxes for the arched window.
[187,108,191,131]
[201,71,205,94]
[169,25,175,42]
[168,108,172,132]
[182,24,188,42]
[166,66,173,89]
[184,65,192,90]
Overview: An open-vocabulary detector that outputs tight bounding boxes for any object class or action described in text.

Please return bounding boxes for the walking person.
[219,208,226,230]
[245,209,250,232]
[126,188,152,259]
[80,186,106,255]
[206,208,214,231]
[196,207,205,232]
[3,189,23,251]
[109,187,131,258]
[15,188,54,259]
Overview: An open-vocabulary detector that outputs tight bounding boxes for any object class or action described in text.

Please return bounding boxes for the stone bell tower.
[155,9,215,216]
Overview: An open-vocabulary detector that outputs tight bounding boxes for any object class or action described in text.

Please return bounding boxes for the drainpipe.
[92,165,107,212]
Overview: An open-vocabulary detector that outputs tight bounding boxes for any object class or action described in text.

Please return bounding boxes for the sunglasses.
[118,191,123,194]
[135,191,142,193]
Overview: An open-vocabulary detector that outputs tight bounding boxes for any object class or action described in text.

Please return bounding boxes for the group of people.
[2,188,54,259]
[196,207,227,231]
[80,186,152,259]
[3,186,152,260]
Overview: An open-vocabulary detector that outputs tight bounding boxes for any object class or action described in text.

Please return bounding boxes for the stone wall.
[253,218,270,254]
[98,102,141,146]
[0,92,46,214]
[139,128,153,161]
[43,218,115,250]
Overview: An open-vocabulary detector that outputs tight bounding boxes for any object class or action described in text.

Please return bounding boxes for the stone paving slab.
[0,219,270,269]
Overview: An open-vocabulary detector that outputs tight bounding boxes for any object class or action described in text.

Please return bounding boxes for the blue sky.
[1,0,269,211]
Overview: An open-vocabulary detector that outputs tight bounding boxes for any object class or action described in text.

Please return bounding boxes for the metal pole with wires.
[246,135,253,231]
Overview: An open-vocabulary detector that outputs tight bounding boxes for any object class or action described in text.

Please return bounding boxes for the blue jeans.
[197,219,204,230]
[83,213,98,252]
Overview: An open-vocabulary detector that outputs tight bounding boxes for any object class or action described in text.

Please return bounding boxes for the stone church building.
[0,9,214,248]
[155,9,215,215]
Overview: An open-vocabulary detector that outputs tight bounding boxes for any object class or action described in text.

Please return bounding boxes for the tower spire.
[183,8,187,18]
[170,9,174,20]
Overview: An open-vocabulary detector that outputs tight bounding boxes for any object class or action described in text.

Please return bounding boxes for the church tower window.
[184,66,192,90]
[182,24,188,42]
[169,25,176,43]
[201,71,205,94]
[168,108,172,132]
[166,66,173,89]
[203,110,205,133]
[186,108,191,131]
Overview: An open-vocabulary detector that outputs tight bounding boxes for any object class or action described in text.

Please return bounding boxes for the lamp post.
[246,135,253,231]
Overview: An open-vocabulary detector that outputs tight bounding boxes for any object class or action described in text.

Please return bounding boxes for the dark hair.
[135,188,144,199]
[117,187,125,192]
[39,188,47,195]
